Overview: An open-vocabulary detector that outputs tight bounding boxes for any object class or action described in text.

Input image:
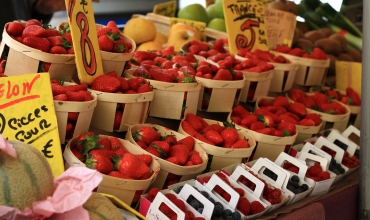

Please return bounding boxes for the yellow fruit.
[154,32,168,46]
[123,17,156,44]
[167,29,199,52]
[136,41,163,51]
[168,23,201,42]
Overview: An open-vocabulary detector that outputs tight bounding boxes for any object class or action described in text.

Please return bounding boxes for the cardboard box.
[342,125,360,147]
[0,22,76,81]
[126,124,208,190]
[272,51,330,86]
[178,118,256,172]
[54,83,97,144]
[63,135,161,206]
[90,89,153,132]
[274,152,314,204]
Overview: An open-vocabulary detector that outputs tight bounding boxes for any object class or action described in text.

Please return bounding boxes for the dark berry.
[338,167,345,174]
[334,139,348,151]
[290,175,299,183]
[214,204,223,217]
[200,191,209,198]
[222,209,232,217]
[301,184,309,191]
[231,211,242,220]
[291,181,300,189]
[189,200,200,209]
[208,197,216,204]
[295,188,303,194]
[323,129,331,137]
[287,184,296,193]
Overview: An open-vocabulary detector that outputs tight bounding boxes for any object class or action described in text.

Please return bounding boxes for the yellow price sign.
[0,73,64,177]
[65,0,104,84]
[262,0,275,6]
[223,0,269,55]
[169,18,207,41]
[335,61,362,96]
[153,1,177,17]
[265,8,296,49]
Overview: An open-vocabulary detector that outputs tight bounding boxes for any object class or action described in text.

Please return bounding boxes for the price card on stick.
[223,0,269,55]
[169,18,207,41]
[265,8,296,49]
[0,73,64,177]
[153,0,177,17]
[65,0,104,84]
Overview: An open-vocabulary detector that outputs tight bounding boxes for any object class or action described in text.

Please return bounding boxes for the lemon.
[123,17,156,44]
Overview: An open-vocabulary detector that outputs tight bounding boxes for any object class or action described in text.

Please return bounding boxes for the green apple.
[206,4,217,24]
[207,18,226,32]
[178,4,209,24]
[214,0,224,19]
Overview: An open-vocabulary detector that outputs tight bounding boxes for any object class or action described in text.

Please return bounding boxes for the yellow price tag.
[65,0,104,85]
[262,0,275,6]
[153,1,177,17]
[0,73,64,177]
[223,0,269,55]
[169,18,207,41]
[265,8,296,49]
[335,61,362,96]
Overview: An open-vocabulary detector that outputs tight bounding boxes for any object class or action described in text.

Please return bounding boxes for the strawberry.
[273,96,290,108]
[72,148,84,162]
[132,126,161,145]
[232,105,250,118]
[50,45,67,54]
[202,123,225,134]
[277,121,296,136]
[115,153,151,179]
[97,27,113,38]
[279,113,298,124]
[195,133,215,145]
[6,21,25,37]
[297,96,316,109]
[166,157,180,165]
[91,75,121,93]
[204,130,224,145]
[136,154,153,166]
[241,115,258,128]
[22,37,50,52]
[311,48,327,60]
[289,89,306,102]
[65,84,88,92]
[88,148,115,160]
[181,120,198,136]
[66,122,73,134]
[127,77,148,91]
[230,139,249,148]
[106,21,120,34]
[298,118,316,126]
[113,110,123,130]
[169,144,190,165]
[304,113,322,126]
[185,113,203,132]
[213,69,233,81]
[255,128,272,135]
[43,28,61,38]
[270,129,284,137]
[98,34,114,52]
[150,140,170,156]
[288,102,307,118]
[97,137,112,150]
[66,91,85,101]
[274,45,291,53]
[85,154,113,174]
[346,87,361,105]
[311,93,329,105]
[220,123,239,147]
[51,83,66,96]
[68,112,79,121]
[150,68,175,82]
[259,98,272,107]
[250,201,265,215]
[340,96,353,105]
[25,19,42,27]
[22,25,45,38]
[145,146,161,157]
[108,171,132,179]
[131,51,157,65]
[319,103,336,114]
[189,154,203,165]
[77,132,101,155]
[237,197,251,216]
[257,114,274,128]
[326,89,340,100]
[250,121,266,131]
[137,84,153,93]
[53,94,68,101]
[177,136,195,151]
[79,90,94,101]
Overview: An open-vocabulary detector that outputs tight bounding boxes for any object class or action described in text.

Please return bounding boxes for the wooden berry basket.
[126,124,208,190]
[309,86,361,129]
[227,112,298,162]
[63,134,161,206]
[272,51,330,86]
[195,76,245,112]
[235,54,298,93]
[124,70,201,120]
[0,22,76,81]
[89,89,153,132]
[255,96,322,145]
[178,118,256,172]
[54,83,98,144]
[239,69,274,103]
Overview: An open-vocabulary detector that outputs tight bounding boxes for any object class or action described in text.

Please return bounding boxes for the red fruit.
[108,171,132,179]
[85,154,113,175]
[213,69,233,81]
[195,133,215,145]
[273,96,290,108]
[6,21,25,37]
[237,197,251,216]
[150,140,170,156]
[274,45,291,53]
[65,84,88,92]
[169,144,190,165]
[132,126,161,145]
[166,157,180,165]
[288,102,307,118]
[250,200,265,215]
[250,121,266,131]
[66,91,85,101]
[270,129,284,137]
[241,115,258,128]
[91,75,121,93]
[279,113,298,124]
[311,48,328,60]
[185,113,203,132]
[318,171,330,180]
[110,137,124,149]
[277,121,296,136]
[255,128,271,135]
[220,127,239,147]
[232,105,250,118]
[257,114,274,128]
[189,154,203,165]
[204,130,223,145]
[98,34,114,52]
[22,37,50,52]
[25,19,42,27]
[51,83,66,96]
[127,77,149,92]
[346,87,361,105]
[131,51,158,65]
[97,137,112,150]
[49,45,67,54]
[177,136,195,152]
[287,166,299,174]
[88,148,115,161]
[72,147,84,162]
[230,139,249,148]
[202,123,225,134]
[163,134,178,147]
[113,146,127,157]
[22,25,45,38]
[115,153,151,179]
[298,118,316,126]
[53,94,67,101]
[147,187,160,202]
[181,120,198,136]
[136,154,153,166]
[289,89,306,102]
[135,141,147,150]
[137,84,153,93]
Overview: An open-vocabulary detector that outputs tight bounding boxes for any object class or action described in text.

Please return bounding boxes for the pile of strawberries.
[181,113,250,148]
[274,45,328,60]
[185,39,228,58]
[237,49,291,64]
[311,86,361,107]
[145,188,205,220]
[89,71,153,130]
[51,79,94,138]
[289,89,348,116]
[305,162,331,182]
[201,172,266,216]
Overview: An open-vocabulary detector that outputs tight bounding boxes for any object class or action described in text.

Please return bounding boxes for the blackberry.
[189,200,200,209]
[338,167,345,174]
[332,168,340,175]
[323,129,331,137]
[290,175,300,183]
[222,209,232,217]
[200,191,209,198]
[301,184,309,191]
[295,188,303,194]
[231,211,242,220]
[198,207,204,213]
[334,139,348,151]
[213,204,223,217]
[291,181,300,189]
[287,184,296,194]
[208,197,216,204]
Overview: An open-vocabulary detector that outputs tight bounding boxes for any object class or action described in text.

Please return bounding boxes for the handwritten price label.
[0,73,64,177]
[265,8,296,49]
[169,18,207,41]
[153,0,176,17]
[65,0,104,84]
[223,0,269,55]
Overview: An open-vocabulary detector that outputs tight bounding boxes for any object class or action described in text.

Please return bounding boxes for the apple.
[123,17,156,44]
[207,18,226,32]
[214,0,224,19]
[178,3,209,24]
[168,23,201,42]
[167,29,199,52]
[206,4,217,24]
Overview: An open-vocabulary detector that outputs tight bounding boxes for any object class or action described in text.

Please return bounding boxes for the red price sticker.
[223,0,269,55]
[65,0,104,84]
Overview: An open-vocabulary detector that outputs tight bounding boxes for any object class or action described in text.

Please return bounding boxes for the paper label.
[65,0,104,84]
[223,0,269,55]
[0,73,64,177]
[335,61,362,96]
[169,17,207,41]
[265,8,296,49]
[153,0,176,17]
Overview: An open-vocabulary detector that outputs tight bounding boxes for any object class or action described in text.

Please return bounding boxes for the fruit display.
[83,192,125,220]
[182,39,228,57]
[310,86,361,107]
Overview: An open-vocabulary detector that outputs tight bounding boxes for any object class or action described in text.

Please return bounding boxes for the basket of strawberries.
[124,48,202,120]
[236,49,298,93]
[227,104,298,162]
[89,72,154,132]
[0,19,77,80]
[255,96,323,145]
[63,132,161,206]
[273,46,330,87]
[126,123,208,190]
[310,86,361,129]
[51,80,97,144]
[178,113,256,172]
[288,88,351,132]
